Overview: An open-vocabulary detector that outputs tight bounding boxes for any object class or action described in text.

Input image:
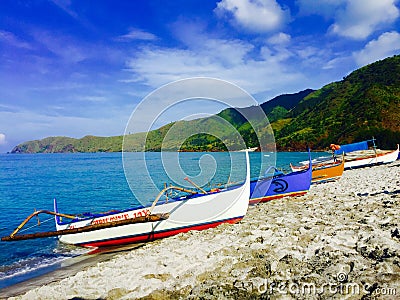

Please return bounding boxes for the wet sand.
[4,161,400,299]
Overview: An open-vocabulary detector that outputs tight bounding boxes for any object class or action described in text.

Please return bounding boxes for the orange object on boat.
[330,144,340,151]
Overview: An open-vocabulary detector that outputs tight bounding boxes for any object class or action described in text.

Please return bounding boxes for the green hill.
[11,135,124,153]
[10,55,400,153]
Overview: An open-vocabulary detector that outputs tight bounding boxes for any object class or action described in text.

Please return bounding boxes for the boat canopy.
[334,140,370,155]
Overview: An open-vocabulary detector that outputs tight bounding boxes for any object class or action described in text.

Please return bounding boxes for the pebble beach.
[4,160,400,300]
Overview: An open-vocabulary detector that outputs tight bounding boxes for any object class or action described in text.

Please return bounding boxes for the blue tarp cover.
[334,141,369,154]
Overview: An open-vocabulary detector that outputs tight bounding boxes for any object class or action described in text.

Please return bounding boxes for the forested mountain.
[274,55,400,150]
[11,55,400,153]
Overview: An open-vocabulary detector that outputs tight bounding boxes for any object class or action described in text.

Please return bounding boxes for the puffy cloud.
[330,0,399,40]
[297,0,399,40]
[123,33,306,97]
[215,0,290,33]
[267,32,291,45]
[353,31,400,66]
[0,133,6,145]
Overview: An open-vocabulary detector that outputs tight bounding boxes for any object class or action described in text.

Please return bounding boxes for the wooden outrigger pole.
[5,210,76,239]
[1,211,169,241]
[149,185,198,213]
[184,177,207,194]
[1,185,198,242]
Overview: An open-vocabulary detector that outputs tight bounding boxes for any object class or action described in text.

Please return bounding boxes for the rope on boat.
[18,216,54,233]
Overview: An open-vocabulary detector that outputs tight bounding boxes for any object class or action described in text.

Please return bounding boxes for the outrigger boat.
[330,139,398,170]
[340,145,399,169]
[296,140,399,170]
[249,152,312,205]
[2,152,250,248]
[290,155,344,184]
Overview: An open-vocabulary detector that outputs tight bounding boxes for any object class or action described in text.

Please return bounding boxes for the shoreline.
[0,244,146,298]
[3,161,400,299]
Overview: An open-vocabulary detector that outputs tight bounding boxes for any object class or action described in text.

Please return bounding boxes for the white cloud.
[295,46,319,60]
[297,0,399,40]
[330,0,399,40]
[267,32,291,45]
[116,29,158,41]
[123,34,305,96]
[0,133,6,145]
[353,31,400,66]
[323,56,353,70]
[215,0,290,33]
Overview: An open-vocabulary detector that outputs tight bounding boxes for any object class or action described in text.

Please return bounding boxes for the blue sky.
[1,0,400,152]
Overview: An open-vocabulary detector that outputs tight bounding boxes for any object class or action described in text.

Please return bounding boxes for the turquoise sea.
[0,151,327,289]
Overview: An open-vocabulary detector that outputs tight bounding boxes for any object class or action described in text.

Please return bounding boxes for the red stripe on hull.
[249,191,307,205]
[80,217,243,248]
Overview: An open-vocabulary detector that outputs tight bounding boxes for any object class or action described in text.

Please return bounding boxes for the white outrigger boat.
[297,140,398,170]
[341,145,399,169]
[2,152,250,248]
[333,139,399,170]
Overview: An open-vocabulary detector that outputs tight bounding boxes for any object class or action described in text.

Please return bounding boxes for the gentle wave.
[0,247,89,281]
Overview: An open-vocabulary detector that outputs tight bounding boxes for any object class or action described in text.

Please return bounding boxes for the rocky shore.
[7,161,400,299]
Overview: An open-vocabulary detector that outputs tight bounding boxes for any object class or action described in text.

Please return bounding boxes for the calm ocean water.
[0,151,326,289]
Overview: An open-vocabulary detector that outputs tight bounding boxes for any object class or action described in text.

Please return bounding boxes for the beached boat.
[333,140,399,169]
[2,152,250,248]
[290,156,344,184]
[298,140,399,170]
[249,154,312,205]
[341,146,399,169]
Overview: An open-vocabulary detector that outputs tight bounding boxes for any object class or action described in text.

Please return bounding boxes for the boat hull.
[249,158,312,205]
[55,152,250,248]
[343,145,399,169]
[291,159,344,184]
[78,217,242,248]
[311,160,344,183]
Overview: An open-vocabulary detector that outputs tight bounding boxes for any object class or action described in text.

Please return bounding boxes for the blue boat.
[249,153,312,204]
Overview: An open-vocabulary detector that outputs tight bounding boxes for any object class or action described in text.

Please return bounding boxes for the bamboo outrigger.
[1,184,203,242]
[1,212,169,241]
[1,185,198,242]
